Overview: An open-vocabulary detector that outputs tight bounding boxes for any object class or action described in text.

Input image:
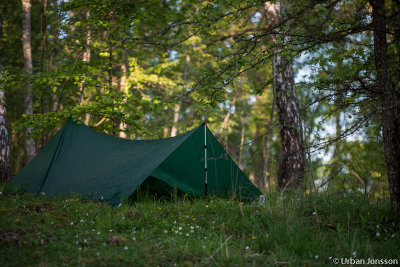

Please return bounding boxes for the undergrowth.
[0,187,399,266]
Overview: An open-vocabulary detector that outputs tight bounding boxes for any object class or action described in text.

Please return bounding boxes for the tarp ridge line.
[120,125,201,203]
[37,122,68,194]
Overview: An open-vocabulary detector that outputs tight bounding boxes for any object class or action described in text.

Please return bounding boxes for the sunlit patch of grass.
[0,186,399,266]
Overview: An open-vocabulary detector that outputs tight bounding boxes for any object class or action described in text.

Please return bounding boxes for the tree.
[370,0,400,219]
[22,0,35,163]
[0,63,11,182]
[180,0,399,217]
[0,0,11,182]
[265,2,305,190]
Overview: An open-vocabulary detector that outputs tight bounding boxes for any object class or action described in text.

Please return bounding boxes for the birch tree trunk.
[370,0,400,220]
[0,1,11,182]
[266,2,305,190]
[22,0,36,163]
[0,63,11,182]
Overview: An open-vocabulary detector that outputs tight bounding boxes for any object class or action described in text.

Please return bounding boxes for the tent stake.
[203,122,207,196]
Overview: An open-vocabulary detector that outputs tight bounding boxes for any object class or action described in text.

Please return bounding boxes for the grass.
[0,187,399,266]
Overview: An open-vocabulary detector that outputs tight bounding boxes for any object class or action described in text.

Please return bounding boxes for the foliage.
[0,0,397,194]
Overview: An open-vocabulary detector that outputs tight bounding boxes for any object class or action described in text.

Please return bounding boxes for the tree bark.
[371,0,400,220]
[79,10,91,105]
[163,127,169,138]
[119,44,129,138]
[328,111,341,190]
[219,96,237,135]
[22,0,36,163]
[266,2,305,190]
[0,63,11,182]
[0,1,10,182]
[263,86,276,192]
[170,104,181,137]
[238,115,246,169]
[171,54,190,137]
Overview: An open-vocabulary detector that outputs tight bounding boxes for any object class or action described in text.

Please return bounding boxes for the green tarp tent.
[10,119,260,204]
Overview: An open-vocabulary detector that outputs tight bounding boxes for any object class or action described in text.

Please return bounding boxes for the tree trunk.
[119,44,129,138]
[0,63,11,182]
[0,1,11,182]
[171,54,190,137]
[238,116,246,169]
[371,0,400,220]
[266,2,305,190]
[22,0,36,163]
[220,96,237,135]
[170,104,181,137]
[79,10,91,105]
[263,86,276,192]
[328,111,341,190]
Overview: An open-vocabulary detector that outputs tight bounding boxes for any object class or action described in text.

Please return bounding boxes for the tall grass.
[0,187,399,266]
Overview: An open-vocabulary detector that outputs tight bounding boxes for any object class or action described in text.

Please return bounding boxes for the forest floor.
[1,187,399,266]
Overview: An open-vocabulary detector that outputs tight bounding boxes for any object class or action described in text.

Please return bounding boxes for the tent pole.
[203,122,207,196]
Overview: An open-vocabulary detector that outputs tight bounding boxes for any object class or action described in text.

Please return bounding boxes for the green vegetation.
[1,188,399,266]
